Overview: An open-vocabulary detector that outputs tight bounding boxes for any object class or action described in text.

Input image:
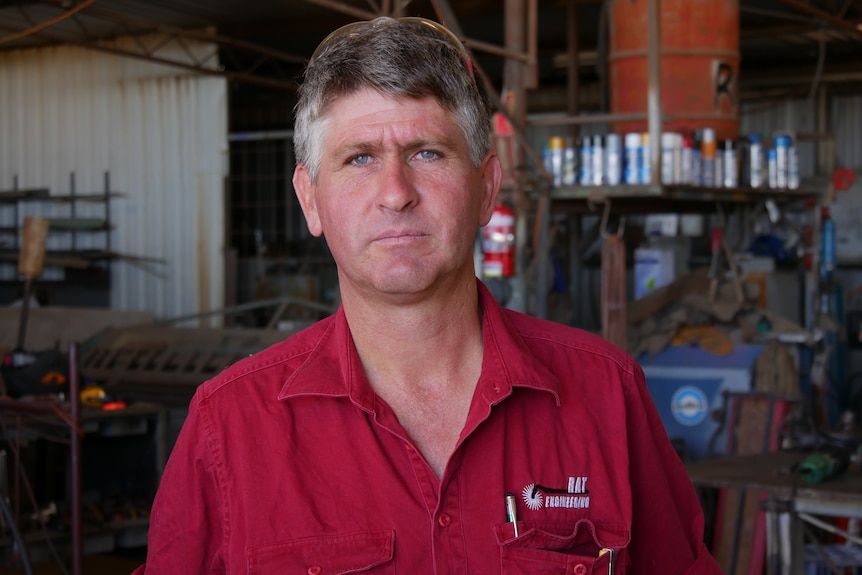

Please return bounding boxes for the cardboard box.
[634,247,677,299]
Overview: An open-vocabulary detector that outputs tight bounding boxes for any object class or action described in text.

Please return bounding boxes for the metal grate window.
[228,133,308,258]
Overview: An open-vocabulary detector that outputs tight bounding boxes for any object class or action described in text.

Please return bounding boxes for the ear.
[478,153,503,227]
[293,164,323,237]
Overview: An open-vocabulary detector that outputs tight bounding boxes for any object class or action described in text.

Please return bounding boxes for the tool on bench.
[780,410,862,483]
[1,217,70,399]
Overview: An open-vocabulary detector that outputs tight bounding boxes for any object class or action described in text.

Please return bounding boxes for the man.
[135,17,722,573]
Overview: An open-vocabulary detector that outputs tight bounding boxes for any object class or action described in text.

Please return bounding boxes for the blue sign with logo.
[670,386,709,426]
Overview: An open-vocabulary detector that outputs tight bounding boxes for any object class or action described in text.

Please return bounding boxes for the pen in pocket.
[599,548,615,575]
[504,492,519,538]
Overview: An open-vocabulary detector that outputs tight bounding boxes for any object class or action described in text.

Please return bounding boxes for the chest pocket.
[247,530,394,575]
[495,519,629,575]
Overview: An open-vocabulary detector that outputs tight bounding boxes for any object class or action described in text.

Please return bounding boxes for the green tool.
[798,451,849,484]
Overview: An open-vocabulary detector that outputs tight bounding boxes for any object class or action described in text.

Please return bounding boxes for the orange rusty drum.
[609,0,739,141]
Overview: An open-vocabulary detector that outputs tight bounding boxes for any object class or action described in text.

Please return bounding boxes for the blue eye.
[417,150,439,160]
[351,154,371,166]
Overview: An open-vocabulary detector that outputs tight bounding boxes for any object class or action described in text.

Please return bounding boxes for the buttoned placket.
[401,434,471,573]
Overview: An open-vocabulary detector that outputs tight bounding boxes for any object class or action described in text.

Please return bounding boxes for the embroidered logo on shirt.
[522,476,590,511]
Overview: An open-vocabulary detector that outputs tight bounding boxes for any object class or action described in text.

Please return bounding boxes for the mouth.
[373,230,429,243]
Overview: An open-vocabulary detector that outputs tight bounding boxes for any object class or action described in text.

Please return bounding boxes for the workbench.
[0,343,166,575]
[686,451,862,575]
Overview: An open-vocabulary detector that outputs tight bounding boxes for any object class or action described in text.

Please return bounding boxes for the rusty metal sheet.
[80,325,296,388]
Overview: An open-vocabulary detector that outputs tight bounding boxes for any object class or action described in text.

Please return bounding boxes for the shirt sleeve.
[624,362,723,574]
[134,390,226,574]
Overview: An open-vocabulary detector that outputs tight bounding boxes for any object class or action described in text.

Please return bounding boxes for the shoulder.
[194,314,337,400]
[501,307,636,377]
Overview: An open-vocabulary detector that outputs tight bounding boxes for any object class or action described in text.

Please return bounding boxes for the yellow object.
[672,325,734,355]
[80,385,107,407]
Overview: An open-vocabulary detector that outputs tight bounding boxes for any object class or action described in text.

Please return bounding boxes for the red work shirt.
[135,281,721,574]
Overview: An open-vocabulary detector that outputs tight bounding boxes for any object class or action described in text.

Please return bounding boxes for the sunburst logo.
[522,483,543,510]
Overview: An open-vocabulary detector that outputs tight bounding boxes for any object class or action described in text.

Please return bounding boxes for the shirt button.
[437,513,452,527]
[573,564,587,575]
[307,567,322,575]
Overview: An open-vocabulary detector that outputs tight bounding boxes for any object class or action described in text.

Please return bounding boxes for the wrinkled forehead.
[318,89,460,140]
[316,86,456,124]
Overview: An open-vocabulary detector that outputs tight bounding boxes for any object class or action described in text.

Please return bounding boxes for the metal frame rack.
[0,343,167,574]
[0,172,120,307]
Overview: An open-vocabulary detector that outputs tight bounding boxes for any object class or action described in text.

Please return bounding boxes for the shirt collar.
[473,281,562,406]
[277,280,561,411]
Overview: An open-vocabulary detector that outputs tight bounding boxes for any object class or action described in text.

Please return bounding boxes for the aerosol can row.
[542,130,800,190]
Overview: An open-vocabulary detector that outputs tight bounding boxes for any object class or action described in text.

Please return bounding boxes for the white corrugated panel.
[0,35,227,325]
[833,95,862,172]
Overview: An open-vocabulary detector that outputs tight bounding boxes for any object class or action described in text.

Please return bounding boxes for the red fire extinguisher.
[482,203,515,278]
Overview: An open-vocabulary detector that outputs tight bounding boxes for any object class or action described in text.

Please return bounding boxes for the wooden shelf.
[0,192,122,203]
[543,179,826,214]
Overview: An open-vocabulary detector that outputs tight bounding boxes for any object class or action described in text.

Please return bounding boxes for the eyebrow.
[331,135,460,160]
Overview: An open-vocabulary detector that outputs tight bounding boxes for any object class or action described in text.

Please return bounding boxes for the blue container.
[638,344,765,461]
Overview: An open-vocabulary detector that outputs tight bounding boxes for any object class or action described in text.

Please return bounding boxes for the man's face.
[293,88,501,303]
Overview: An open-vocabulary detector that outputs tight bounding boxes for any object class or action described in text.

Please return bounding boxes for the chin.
[373,275,432,297]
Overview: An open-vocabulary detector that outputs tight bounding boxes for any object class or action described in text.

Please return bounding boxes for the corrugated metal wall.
[0,35,227,324]
[832,96,862,397]
[831,95,862,264]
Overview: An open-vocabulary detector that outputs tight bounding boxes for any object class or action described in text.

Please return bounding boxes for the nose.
[375,159,418,213]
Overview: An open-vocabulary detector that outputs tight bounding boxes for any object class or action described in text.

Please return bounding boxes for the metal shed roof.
[2,0,861,101]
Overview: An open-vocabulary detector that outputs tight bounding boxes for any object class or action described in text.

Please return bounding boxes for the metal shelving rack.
[0,342,167,574]
[0,172,121,306]
[522,0,827,323]
[0,343,84,575]
[0,172,118,265]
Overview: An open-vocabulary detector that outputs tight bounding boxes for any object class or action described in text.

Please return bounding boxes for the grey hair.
[293,17,494,182]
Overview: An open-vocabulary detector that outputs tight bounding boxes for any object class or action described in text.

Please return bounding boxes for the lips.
[372,229,429,243]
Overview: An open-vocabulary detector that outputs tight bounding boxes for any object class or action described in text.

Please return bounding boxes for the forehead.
[322,89,462,143]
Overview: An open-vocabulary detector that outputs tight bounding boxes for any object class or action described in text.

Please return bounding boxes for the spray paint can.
[562,139,577,186]
[580,136,593,186]
[749,134,764,188]
[605,133,622,185]
[701,128,716,187]
[681,135,693,185]
[661,132,675,184]
[723,139,737,188]
[548,136,565,187]
[775,134,790,188]
[624,133,641,185]
[542,141,553,183]
[767,148,778,188]
[639,133,651,184]
[592,134,604,186]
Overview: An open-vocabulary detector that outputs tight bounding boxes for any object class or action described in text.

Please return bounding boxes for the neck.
[341,277,484,478]
[342,276,484,392]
